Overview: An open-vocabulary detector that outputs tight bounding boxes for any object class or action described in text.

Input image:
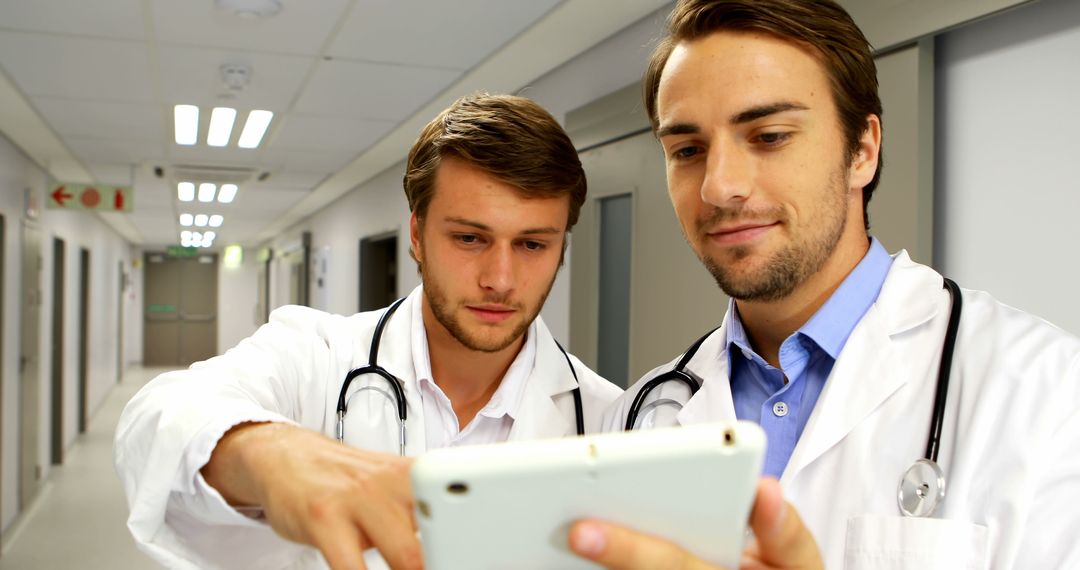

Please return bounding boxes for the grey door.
[359,233,398,312]
[19,222,43,508]
[50,237,65,465]
[143,253,219,366]
[571,131,728,383]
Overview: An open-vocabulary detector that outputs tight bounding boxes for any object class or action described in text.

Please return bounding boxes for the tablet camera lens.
[447,482,469,495]
[723,429,736,446]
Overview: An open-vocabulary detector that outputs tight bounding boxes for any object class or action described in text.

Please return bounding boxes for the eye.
[520,240,547,252]
[754,131,792,147]
[455,234,481,245]
[670,145,702,161]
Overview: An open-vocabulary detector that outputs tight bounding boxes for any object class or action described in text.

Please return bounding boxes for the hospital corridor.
[0,368,160,569]
[2,0,1080,568]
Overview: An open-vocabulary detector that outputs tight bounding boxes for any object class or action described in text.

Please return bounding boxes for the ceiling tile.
[271,114,395,152]
[66,136,167,164]
[0,31,155,101]
[87,162,139,185]
[252,169,326,190]
[329,0,561,69]
[258,147,357,174]
[152,0,350,56]
[34,98,165,140]
[294,59,459,121]
[0,0,146,40]
[158,45,312,109]
[168,144,268,168]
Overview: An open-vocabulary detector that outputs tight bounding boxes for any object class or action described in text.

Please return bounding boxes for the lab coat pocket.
[844,515,989,570]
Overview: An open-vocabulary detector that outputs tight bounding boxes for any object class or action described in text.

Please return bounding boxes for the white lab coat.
[115,287,621,570]
[603,251,1080,569]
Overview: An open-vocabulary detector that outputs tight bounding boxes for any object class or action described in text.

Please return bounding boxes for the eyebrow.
[444,216,562,236]
[656,101,810,138]
[731,102,808,124]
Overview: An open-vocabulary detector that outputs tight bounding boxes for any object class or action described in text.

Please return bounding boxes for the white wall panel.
[937,0,1080,335]
[0,131,134,533]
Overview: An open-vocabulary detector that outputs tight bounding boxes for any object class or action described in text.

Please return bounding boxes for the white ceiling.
[0,0,669,249]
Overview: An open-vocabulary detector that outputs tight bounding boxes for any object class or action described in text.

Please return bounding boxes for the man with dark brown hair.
[115,93,621,570]
[571,0,1080,568]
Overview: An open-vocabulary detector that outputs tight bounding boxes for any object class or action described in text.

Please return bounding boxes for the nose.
[478,242,515,294]
[700,140,753,206]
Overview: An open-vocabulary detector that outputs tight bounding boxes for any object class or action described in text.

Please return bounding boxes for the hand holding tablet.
[411,422,766,569]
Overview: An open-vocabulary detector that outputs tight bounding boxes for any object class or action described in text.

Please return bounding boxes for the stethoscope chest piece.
[898,458,945,517]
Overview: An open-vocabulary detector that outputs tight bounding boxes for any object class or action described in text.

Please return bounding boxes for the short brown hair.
[644,0,883,229]
[403,93,586,229]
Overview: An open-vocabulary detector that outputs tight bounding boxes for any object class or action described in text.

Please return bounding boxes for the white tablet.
[411,421,766,570]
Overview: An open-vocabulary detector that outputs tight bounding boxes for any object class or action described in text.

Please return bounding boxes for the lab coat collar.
[507,319,581,440]
[675,310,739,426]
[780,250,946,485]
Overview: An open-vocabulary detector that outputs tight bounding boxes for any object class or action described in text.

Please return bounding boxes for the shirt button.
[772,401,789,417]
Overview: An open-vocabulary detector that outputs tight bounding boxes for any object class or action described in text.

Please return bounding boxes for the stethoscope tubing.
[926,278,962,464]
[623,327,718,431]
[625,278,964,519]
[336,297,586,452]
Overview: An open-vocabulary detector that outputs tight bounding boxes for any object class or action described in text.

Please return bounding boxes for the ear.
[848,114,881,191]
[409,212,423,264]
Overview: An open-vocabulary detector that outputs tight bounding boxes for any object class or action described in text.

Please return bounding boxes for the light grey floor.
[0,366,166,569]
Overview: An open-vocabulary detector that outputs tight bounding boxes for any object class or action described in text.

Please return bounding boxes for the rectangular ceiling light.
[207,106,237,147]
[208,214,224,227]
[179,213,193,226]
[178,182,195,202]
[194,214,209,227]
[198,183,216,202]
[217,183,238,203]
[237,110,273,149]
[204,231,216,242]
[174,104,199,145]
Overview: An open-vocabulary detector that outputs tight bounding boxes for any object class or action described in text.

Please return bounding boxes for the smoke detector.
[220,63,252,91]
[215,0,282,19]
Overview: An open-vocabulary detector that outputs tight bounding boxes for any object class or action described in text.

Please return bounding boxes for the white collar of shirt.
[410,287,537,424]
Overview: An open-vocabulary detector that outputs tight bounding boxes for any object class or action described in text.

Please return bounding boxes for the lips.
[705,222,779,245]
[466,305,516,323]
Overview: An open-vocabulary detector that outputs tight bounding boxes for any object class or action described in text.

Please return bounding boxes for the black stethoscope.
[336,297,585,455]
[624,278,963,519]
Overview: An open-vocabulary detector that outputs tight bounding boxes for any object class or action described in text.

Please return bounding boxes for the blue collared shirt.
[727,238,893,478]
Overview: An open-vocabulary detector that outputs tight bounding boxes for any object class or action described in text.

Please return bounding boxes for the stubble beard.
[421,258,556,354]
[696,168,849,302]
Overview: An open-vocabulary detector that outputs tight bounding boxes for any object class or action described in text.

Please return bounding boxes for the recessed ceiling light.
[207,107,237,147]
[181,230,193,241]
[178,182,195,202]
[204,231,217,241]
[179,213,193,226]
[209,215,224,227]
[194,214,209,227]
[218,184,238,203]
[198,183,217,202]
[238,110,273,149]
[174,105,199,145]
[216,0,282,18]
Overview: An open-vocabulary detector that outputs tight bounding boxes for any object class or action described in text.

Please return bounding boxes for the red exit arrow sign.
[47,183,133,212]
[51,185,73,207]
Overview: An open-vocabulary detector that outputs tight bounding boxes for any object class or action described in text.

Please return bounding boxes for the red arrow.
[114,188,125,210]
[51,186,72,206]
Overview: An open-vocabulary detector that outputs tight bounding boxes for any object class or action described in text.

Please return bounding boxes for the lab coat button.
[772,401,789,417]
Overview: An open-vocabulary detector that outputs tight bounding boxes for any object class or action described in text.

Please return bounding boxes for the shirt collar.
[410,286,536,421]
[726,237,893,361]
